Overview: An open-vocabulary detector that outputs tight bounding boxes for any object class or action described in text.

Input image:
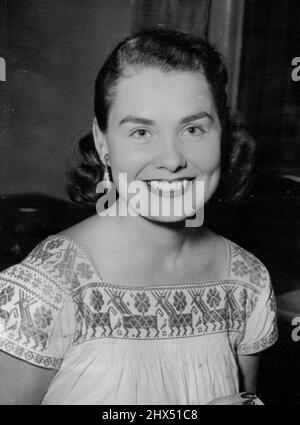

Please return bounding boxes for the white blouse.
[0,235,277,404]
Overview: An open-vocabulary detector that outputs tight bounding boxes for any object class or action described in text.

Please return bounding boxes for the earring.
[103,153,112,192]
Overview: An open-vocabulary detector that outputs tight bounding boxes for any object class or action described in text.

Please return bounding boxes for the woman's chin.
[142,213,188,224]
[140,207,205,227]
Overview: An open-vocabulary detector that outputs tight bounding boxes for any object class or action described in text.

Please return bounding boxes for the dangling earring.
[103,152,112,192]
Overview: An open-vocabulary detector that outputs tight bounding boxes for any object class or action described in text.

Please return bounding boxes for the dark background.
[0,0,299,405]
[1,0,299,197]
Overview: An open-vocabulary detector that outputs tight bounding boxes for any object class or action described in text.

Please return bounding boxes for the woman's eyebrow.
[119,115,154,126]
[180,112,213,124]
[119,112,213,127]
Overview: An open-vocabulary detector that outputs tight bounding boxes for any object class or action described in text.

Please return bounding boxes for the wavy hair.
[66,28,255,209]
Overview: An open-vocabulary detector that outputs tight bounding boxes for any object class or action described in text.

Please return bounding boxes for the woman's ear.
[93,117,109,163]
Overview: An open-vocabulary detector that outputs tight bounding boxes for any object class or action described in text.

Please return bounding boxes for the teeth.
[147,179,191,192]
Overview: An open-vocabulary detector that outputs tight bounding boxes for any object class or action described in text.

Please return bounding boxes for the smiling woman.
[93,68,221,223]
[69,29,254,210]
[0,28,277,405]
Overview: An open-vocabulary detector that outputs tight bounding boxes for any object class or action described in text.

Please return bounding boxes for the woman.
[0,28,277,405]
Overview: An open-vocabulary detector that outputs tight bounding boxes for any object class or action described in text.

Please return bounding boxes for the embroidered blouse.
[0,235,277,405]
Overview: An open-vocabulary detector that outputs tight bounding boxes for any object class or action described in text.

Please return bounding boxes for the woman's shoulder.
[0,235,83,370]
[0,220,102,297]
[0,236,73,296]
[57,213,111,252]
[223,236,271,291]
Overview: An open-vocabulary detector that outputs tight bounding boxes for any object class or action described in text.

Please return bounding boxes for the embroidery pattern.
[0,235,278,370]
[237,328,278,354]
[72,281,263,342]
[0,337,62,369]
[0,237,84,369]
[229,242,269,289]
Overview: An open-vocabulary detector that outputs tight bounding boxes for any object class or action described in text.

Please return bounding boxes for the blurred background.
[0,0,299,404]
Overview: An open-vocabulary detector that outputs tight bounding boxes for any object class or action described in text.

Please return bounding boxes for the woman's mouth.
[145,178,194,197]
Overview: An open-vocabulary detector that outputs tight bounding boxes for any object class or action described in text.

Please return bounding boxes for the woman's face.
[96,67,221,223]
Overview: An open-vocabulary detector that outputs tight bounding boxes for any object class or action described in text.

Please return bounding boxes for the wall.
[0,0,244,201]
[0,0,132,200]
[239,0,300,173]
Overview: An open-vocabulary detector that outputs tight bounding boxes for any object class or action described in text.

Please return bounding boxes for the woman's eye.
[182,126,205,137]
[131,129,151,139]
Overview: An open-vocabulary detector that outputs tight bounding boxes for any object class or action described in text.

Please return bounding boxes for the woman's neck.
[104,199,207,265]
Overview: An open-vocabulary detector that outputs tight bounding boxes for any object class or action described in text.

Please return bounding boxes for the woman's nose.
[154,140,186,172]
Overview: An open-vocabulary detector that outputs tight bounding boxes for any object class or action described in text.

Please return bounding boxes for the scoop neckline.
[46,233,233,290]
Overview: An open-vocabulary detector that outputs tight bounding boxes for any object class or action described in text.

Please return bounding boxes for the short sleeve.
[237,270,278,355]
[0,238,75,370]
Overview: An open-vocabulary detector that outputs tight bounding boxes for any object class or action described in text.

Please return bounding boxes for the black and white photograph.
[0,0,299,407]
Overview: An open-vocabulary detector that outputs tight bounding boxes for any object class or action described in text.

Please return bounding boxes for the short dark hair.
[66,28,255,209]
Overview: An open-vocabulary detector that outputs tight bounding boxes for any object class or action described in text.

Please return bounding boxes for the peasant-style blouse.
[0,235,277,404]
